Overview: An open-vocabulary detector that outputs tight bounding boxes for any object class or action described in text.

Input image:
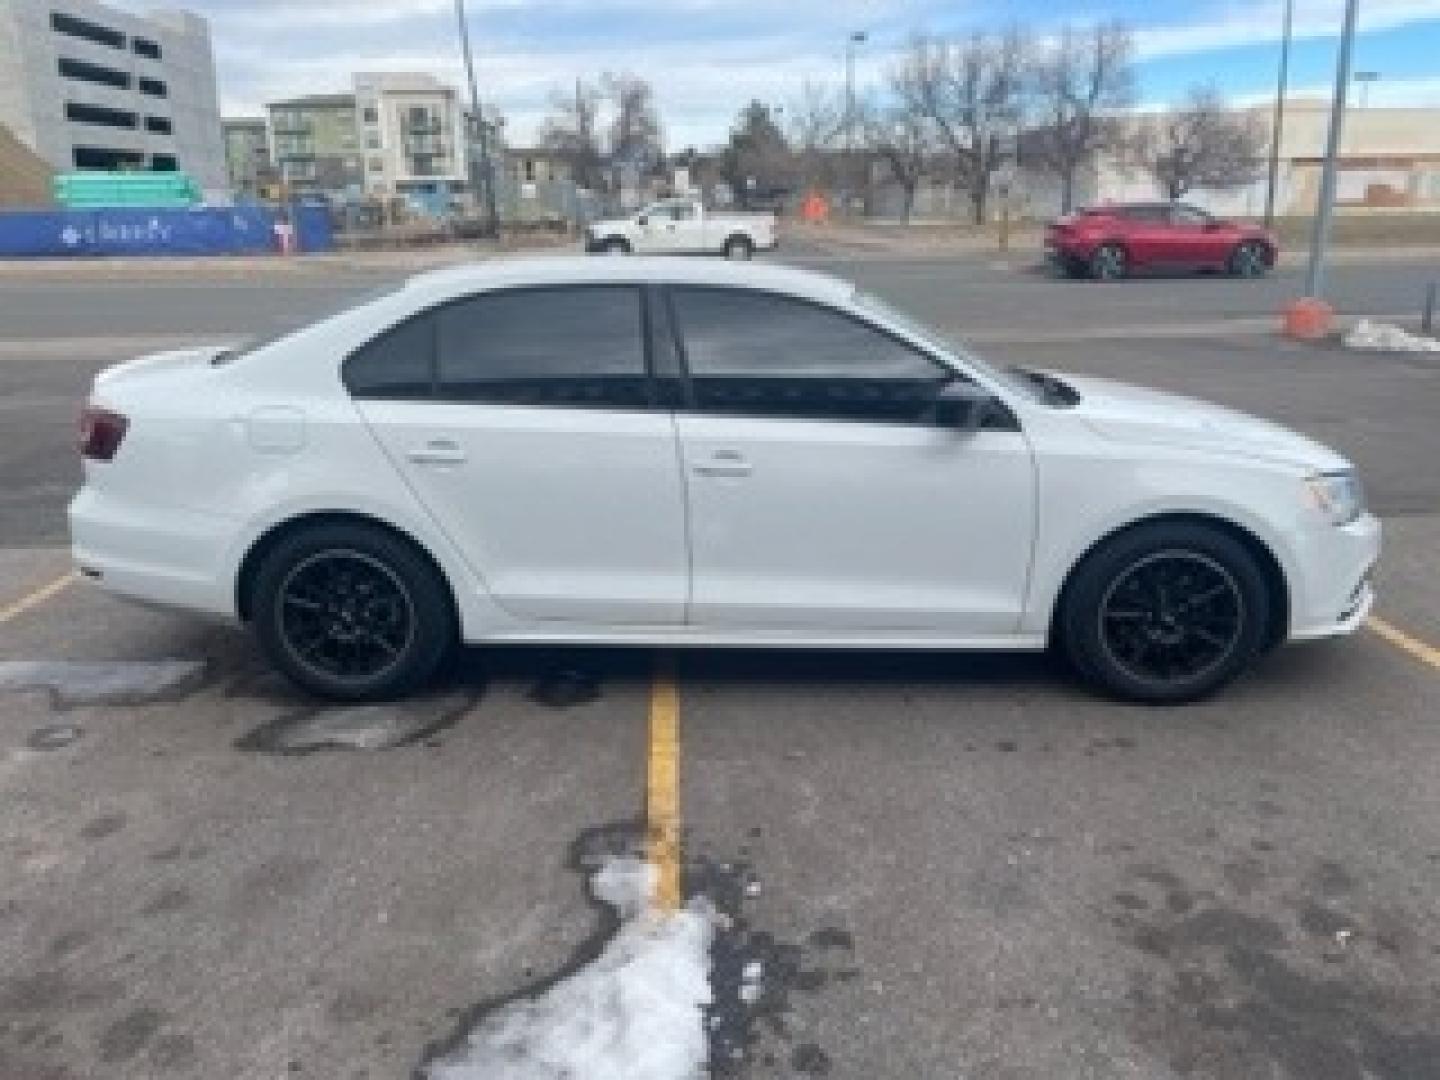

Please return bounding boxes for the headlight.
[1304,470,1365,526]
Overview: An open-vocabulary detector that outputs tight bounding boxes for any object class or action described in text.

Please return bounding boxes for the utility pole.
[455,0,498,238]
[1263,0,1293,229]
[1304,0,1360,302]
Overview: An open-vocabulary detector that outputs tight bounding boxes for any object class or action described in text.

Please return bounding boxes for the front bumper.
[1288,512,1382,640]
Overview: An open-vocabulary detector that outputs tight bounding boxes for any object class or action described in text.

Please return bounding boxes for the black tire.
[723,235,754,261]
[1062,256,1088,279]
[251,522,456,702]
[600,238,631,255]
[1059,522,1272,704]
[1228,240,1269,278]
[1090,243,1127,281]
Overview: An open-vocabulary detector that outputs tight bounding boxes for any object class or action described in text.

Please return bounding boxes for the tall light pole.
[1354,70,1381,109]
[1303,0,1361,303]
[845,30,867,209]
[1263,0,1294,229]
[455,0,498,237]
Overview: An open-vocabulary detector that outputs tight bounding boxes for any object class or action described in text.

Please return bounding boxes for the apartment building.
[266,93,362,196]
[353,72,467,200]
[0,0,225,191]
[222,117,273,199]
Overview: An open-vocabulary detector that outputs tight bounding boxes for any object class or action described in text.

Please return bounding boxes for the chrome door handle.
[405,439,466,466]
[692,451,752,478]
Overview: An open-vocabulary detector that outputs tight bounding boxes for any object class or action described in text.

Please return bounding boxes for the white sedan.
[70,257,1379,704]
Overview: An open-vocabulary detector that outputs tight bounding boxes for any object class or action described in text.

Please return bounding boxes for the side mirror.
[930,381,997,433]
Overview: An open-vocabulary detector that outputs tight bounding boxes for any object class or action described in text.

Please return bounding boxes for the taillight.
[78,406,128,461]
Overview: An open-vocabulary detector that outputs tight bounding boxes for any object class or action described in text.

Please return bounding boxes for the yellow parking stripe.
[1368,615,1440,672]
[647,654,682,913]
[0,571,76,625]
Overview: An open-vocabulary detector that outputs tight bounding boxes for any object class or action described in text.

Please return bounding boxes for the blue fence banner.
[0,206,335,258]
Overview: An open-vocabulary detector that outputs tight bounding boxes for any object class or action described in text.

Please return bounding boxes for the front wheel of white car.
[1059,522,1272,704]
[723,236,754,261]
[251,522,456,702]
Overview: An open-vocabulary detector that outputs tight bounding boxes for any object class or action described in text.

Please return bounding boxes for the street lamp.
[454,0,499,238]
[1354,70,1381,109]
[845,30,867,209]
[1263,0,1294,229]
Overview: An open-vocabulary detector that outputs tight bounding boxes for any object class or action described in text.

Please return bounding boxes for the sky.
[116,0,1440,148]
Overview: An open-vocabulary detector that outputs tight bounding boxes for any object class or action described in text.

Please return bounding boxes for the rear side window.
[343,312,435,398]
[437,286,648,409]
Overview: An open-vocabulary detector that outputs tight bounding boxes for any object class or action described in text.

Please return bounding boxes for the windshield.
[853,289,1047,404]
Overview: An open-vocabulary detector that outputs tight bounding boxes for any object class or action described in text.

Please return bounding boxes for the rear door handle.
[692,450,752,478]
[405,439,466,466]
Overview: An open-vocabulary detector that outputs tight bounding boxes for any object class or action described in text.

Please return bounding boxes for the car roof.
[401,255,856,307]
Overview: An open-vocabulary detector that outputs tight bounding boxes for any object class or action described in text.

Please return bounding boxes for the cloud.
[106,0,1439,147]
[1134,0,1440,60]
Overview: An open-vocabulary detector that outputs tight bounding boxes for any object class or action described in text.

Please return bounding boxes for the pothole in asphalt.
[417,822,855,1079]
[25,723,85,751]
[234,691,477,753]
[527,665,603,708]
[0,660,206,709]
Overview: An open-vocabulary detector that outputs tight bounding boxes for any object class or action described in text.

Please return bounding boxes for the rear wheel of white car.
[602,238,630,255]
[252,522,456,702]
[1059,522,1271,704]
[723,236,754,261]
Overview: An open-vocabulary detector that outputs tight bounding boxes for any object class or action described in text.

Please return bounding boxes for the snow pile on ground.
[427,857,715,1080]
[1344,319,1440,353]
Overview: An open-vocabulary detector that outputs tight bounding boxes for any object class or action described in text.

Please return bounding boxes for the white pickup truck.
[585,197,777,259]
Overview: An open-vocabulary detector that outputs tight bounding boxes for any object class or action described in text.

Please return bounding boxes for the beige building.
[353,72,467,200]
[1099,99,1440,217]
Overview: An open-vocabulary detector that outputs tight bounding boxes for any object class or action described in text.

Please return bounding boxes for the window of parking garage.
[65,103,138,129]
[145,116,172,135]
[132,36,162,59]
[139,77,168,97]
[57,57,131,90]
[50,12,125,49]
[151,154,178,171]
[72,146,145,169]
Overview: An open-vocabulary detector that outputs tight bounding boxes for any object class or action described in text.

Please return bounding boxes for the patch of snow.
[426,858,715,1080]
[0,660,204,706]
[741,960,763,982]
[738,982,762,1005]
[1344,319,1440,352]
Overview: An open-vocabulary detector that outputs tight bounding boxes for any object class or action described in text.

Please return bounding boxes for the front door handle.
[692,450,752,478]
[405,439,466,466]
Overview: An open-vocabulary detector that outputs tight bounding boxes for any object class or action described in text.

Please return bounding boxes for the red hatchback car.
[1046,203,1278,281]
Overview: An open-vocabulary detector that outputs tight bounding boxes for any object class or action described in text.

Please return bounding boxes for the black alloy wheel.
[253,522,455,701]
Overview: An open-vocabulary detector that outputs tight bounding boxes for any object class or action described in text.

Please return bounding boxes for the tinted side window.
[344,313,435,398]
[1121,205,1169,223]
[436,286,648,409]
[670,287,947,423]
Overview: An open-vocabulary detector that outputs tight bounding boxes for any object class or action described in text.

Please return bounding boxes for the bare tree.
[787,81,843,188]
[602,71,664,172]
[539,79,603,190]
[895,29,1031,224]
[1031,21,1135,213]
[1133,84,1266,201]
[859,100,932,224]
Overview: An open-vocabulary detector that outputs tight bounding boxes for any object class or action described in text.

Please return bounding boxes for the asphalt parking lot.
[2,247,1440,1079]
